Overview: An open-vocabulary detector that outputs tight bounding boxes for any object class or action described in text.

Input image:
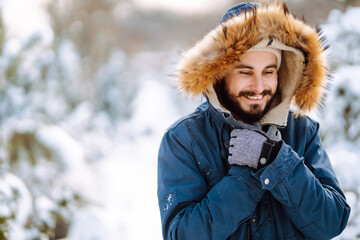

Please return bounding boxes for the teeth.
[246,95,263,100]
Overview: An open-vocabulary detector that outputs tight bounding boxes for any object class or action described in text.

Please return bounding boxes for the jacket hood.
[175,2,328,126]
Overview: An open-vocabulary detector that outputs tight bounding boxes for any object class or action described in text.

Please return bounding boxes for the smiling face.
[215,51,279,123]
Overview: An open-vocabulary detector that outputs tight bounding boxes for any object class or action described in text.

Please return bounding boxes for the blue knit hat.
[219,2,260,24]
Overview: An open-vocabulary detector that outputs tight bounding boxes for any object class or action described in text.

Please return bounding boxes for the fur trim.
[175,2,328,119]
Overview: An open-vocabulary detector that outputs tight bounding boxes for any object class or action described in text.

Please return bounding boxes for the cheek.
[226,76,247,93]
[269,76,278,92]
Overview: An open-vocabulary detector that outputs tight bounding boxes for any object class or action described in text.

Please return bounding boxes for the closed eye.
[239,71,252,75]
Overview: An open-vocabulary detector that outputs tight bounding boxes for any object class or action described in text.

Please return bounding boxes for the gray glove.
[228,129,268,169]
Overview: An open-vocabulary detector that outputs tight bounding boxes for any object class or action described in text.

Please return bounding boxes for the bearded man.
[157,2,350,239]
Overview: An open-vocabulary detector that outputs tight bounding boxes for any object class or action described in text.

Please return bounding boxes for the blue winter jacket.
[157,101,350,240]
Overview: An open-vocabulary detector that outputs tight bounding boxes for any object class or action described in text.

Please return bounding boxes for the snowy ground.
[66,70,201,239]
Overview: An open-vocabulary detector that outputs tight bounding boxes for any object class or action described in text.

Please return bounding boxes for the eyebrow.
[235,64,277,70]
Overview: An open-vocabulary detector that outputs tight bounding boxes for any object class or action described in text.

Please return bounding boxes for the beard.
[214,78,274,123]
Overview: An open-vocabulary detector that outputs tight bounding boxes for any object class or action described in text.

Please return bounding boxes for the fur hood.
[175,2,328,126]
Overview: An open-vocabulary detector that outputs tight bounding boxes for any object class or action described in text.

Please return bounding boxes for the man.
[157,2,350,240]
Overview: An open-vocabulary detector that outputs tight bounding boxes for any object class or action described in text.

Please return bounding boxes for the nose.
[250,74,265,93]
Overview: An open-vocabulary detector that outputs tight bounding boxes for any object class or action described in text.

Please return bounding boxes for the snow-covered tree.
[321,6,360,240]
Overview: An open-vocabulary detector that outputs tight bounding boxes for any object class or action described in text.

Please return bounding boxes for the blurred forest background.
[0,0,360,239]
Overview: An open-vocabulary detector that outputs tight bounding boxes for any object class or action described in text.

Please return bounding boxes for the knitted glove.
[228,129,275,169]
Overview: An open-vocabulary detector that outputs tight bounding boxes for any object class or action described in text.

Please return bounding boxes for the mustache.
[236,90,272,98]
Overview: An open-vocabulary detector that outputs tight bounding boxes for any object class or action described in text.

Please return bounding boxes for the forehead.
[238,51,277,68]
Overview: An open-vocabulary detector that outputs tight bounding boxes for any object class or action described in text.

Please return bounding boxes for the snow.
[2,38,22,57]
[332,66,360,93]
[63,49,201,239]
[130,79,179,135]
[320,7,360,239]
[68,208,108,239]
[339,7,360,33]
[0,172,33,239]
[36,125,85,172]
[0,2,360,240]
[35,196,56,228]
[57,40,82,80]
[328,145,360,191]
[93,147,161,239]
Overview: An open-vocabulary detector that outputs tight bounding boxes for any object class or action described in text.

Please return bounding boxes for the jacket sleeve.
[253,121,350,239]
[158,127,265,240]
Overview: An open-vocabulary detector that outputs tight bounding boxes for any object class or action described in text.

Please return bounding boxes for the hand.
[228,129,268,169]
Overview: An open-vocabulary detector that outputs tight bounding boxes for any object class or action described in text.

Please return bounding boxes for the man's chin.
[240,112,264,122]
[243,104,266,114]
[246,110,265,118]
[233,104,267,123]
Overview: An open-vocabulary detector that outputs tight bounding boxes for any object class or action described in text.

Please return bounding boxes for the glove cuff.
[257,139,282,169]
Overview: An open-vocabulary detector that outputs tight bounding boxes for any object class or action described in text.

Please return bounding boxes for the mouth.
[244,94,265,100]
[238,90,272,102]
